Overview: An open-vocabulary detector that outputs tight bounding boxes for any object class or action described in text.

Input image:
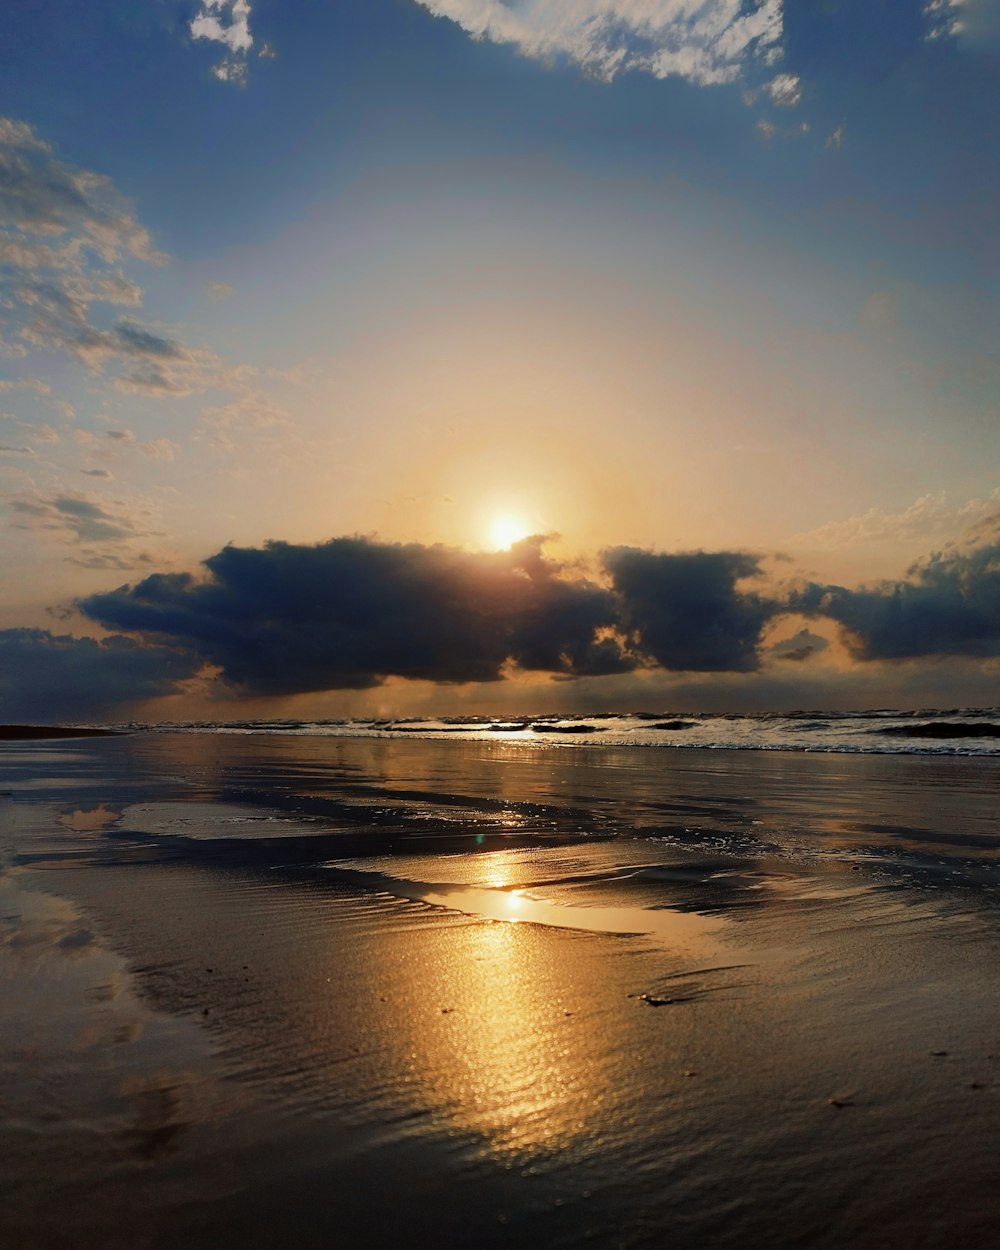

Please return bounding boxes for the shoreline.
[8,708,994,757]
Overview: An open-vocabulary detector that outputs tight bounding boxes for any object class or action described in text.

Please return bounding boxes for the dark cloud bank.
[81,538,636,694]
[0,629,194,722]
[791,542,1000,661]
[5,534,1000,720]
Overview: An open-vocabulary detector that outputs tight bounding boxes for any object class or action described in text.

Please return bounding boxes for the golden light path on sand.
[323,853,729,1157]
[326,860,727,944]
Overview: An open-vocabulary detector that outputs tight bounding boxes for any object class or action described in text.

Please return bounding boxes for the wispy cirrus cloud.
[415,0,789,89]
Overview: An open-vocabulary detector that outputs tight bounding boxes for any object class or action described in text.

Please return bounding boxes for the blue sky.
[1,1,999,719]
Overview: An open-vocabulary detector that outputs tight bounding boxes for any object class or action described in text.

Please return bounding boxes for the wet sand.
[2,732,998,1249]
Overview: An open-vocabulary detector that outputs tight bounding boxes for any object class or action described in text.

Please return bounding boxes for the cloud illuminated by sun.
[489,514,531,550]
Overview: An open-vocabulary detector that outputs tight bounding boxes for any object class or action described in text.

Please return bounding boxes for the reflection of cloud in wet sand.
[0,874,96,960]
[0,869,239,1164]
[60,803,122,831]
[119,1076,190,1161]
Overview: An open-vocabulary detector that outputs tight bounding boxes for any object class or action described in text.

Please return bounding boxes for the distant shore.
[0,724,121,740]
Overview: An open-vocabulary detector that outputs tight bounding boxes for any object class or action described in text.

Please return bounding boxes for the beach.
[2,728,999,1249]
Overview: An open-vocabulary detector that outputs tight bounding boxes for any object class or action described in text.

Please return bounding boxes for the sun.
[489,513,531,550]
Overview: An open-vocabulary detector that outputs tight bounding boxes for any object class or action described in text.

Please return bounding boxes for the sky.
[1,0,999,721]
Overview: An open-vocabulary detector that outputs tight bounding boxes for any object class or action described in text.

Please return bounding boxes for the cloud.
[190,0,254,85]
[790,539,1000,661]
[0,118,162,262]
[0,410,59,447]
[825,123,845,149]
[8,490,162,571]
[78,536,793,697]
[0,376,50,394]
[1,118,291,424]
[110,321,184,360]
[767,628,829,663]
[925,0,1000,44]
[789,488,1000,553]
[0,117,186,381]
[205,280,235,301]
[416,1,785,87]
[11,492,141,543]
[138,438,179,461]
[199,390,292,450]
[0,628,197,721]
[12,526,1000,713]
[605,547,778,671]
[72,427,179,470]
[765,71,800,107]
[80,536,636,694]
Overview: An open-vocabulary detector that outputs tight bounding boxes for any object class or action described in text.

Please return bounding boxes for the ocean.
[123,705,1000,755]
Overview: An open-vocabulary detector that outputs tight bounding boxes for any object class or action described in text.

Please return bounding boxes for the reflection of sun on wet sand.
[329,863,727,946]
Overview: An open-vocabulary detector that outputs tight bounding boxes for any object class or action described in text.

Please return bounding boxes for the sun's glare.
[489,514,530,550]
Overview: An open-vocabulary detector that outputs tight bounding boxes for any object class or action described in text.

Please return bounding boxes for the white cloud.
[924,0,963,39]
[190,0,254,85]
[765,71,800,107]
[206,280,236,301]
[416,0,785,87]
[925,0,1000,44]
[788,488,1000,552]
[211,59,249,86]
